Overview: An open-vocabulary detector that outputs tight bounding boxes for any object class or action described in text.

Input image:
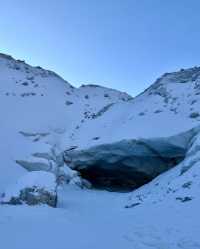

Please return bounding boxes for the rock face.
[65,127,200,191]
[1,171,57,207]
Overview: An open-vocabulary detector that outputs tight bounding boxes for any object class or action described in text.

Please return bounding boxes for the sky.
[1,0,200,96]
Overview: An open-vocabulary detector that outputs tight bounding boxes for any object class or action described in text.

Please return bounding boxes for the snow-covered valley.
[1,53,200,249]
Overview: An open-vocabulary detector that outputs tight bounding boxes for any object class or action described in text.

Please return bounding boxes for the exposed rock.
[1,171,57,207]
[92,103,114,119]
[176,196,193,202]
[65,100,73,106]
[189,112,200,118]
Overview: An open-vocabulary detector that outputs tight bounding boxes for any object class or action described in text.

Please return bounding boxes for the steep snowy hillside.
[69,67,200,148]
[0,53,131,190]
[1,53,200,249]
[64,67,200,193]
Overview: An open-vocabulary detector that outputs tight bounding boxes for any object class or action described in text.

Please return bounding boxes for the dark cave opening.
[79,166,153,192]
[67,138,188,192]
[77,156,184,192]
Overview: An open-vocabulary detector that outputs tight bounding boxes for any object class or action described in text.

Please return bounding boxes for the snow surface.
[0,186,199,249]
[1,54,200,249]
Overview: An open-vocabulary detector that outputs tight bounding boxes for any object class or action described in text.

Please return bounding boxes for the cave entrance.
[67,138,188,192]
[79,166,154,192]
[77,156,184,192]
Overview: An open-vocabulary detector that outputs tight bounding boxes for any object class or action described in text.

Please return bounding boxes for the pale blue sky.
[1,0,200,96]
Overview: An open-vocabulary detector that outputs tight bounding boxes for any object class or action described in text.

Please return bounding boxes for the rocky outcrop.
[2,186,57,207]
[1,171,57,207]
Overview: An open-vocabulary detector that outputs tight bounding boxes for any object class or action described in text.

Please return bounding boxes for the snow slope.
[1,53,200,249]
[0,53,131,191]
[69,67,200,148]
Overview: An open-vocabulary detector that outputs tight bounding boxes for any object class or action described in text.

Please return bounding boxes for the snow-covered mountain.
[72,66,200,147]
[0,53,131,190]
[1,53,200,249]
